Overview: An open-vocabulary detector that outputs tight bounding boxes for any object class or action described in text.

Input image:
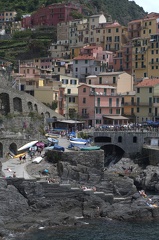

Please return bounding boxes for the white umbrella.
[18,140,38,151]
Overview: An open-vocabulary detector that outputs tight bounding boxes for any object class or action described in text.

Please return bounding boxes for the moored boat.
[80,146,101,151]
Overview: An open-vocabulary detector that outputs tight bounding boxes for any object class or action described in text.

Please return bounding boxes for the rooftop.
[137,78,159,87]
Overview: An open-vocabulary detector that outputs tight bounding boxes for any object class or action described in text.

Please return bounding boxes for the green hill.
[0,0,146,25]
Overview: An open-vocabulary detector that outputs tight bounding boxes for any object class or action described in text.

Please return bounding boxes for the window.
[83,98,86,103]
[97,98,100,107]
[96,108,101,114]
[149,108,152,113]
[83,88,86,92]
[95,67,97,71]
[116,28,119,32]
[27,69,29,74]
[133,136,137,143]
[109,98,112,107]
[116,109,120,114]
[69,97,75,103]
[149,29,151,34]
[67,89,71,94]
[99,77,102,84]
[151,50,154,54]
[82,108,87,114]
[109,108,112,114]
[116,98,119,107]
[149,87,152,93]
[131,108,134,114]
[89,79,91,84]
[85,60,88,64]
[113,76,116,84]
[75,68,78,72]
[137,107,140,113]
[108,29,111,33]
[118,136,122,143]
[137,88,140,93]
[75,60,78,64]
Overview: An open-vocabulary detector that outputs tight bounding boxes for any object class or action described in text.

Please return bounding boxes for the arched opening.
[0,142,3,157]
[52,116,57,122]
[9,143,17,155]
[118,136,122,143]
[28,102,33,111]
[101,144,125,167]
[34,104,38,112]
[45,112,50,118]
[0,93,10,115]
[133,136,137,143]
[41,112,44,117]
[13,97,22,112]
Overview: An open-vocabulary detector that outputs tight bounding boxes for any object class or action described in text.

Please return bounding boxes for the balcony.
[136,102,153,106]
[149,61,159,65]
[81,113,89,118]
[122,102,136,106]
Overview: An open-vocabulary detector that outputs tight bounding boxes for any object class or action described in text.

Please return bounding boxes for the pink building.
[73,45,113,81]
[78,84,126,128]
[31,3,82,27]
[21,14,32,29]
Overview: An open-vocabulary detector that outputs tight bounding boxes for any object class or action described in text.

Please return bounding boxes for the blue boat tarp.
[54,144,65,152]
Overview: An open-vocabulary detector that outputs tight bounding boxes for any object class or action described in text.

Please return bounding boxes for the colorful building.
[31,3,82,27]
[78,83,128,127]
[135,78,159,122]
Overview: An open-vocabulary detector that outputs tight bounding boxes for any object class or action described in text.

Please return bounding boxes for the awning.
[103,115,129,120]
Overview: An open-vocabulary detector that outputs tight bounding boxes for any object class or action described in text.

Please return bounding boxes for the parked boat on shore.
[80,146,101,151]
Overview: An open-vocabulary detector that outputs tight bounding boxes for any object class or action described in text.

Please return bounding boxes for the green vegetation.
[43,101,58,111]
[0,0,146,25]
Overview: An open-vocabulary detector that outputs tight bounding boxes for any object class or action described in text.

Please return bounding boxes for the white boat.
[18,140,38,151]
[32,156,43,164]
[47,137,58,144]
[70,140,87,145]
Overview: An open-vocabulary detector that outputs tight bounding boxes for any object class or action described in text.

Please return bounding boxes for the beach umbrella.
[36,142,45,148]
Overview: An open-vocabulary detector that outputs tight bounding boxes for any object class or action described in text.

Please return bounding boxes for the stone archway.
[9,142,17,155]
[100,144,125,167]
[28,102,33,111]
[0,93,10,115]
[45,112,50,118]
[13,97,22,112]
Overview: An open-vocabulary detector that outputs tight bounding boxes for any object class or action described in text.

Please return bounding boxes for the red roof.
[137,78,159,87]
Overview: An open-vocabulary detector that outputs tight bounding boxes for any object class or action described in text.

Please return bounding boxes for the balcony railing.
[121,102,136,106]
[81,113,89,118]
[136,102,153,106]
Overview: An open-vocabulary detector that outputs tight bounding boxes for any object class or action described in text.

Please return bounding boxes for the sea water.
[11,219,159,240]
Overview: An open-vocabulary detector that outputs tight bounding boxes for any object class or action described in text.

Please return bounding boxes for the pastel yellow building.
[130,13,159,80]
[135,78,159,123]
[121,91,136,122]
